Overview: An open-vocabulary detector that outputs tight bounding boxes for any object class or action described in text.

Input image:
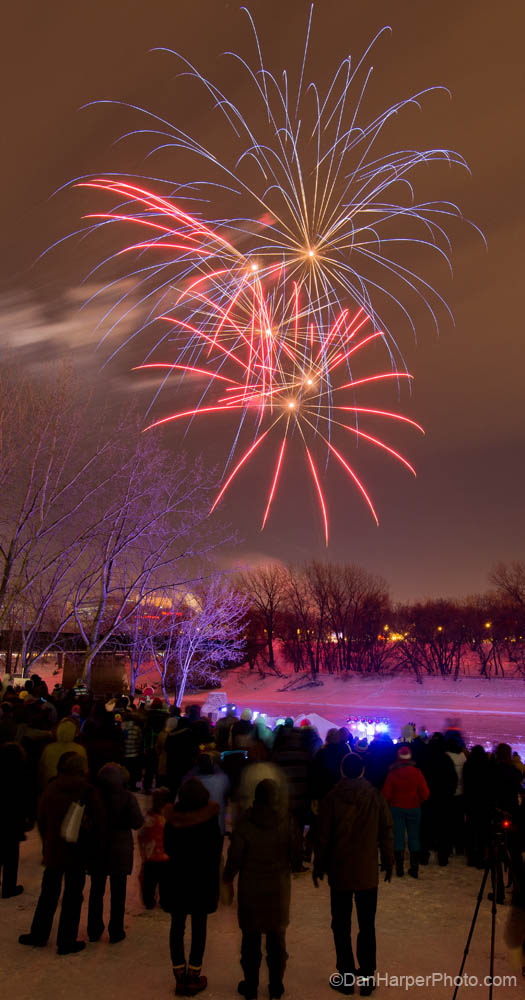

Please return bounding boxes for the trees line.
[237,563,525,682]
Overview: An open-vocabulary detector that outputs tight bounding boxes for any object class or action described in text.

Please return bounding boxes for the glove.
[384,866,393,883]
[312,870,324,889]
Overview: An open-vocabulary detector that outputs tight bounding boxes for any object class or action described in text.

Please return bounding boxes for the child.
[138,787,171,910]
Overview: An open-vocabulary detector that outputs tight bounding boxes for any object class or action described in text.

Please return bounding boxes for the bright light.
[250,263,258,272]
[357,722,366,733]
[308,249,315,258]
[485,622,491,629]
[376,722,388,734]
[366,724,375,737]
[306,378,313,386]
[288,401,295,409]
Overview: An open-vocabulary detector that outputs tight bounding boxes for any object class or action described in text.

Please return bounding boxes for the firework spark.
[136,284,422,540]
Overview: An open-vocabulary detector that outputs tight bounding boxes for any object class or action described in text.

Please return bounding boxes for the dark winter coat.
[420,745,458,802]
[143,708,168,752]
[0,743,29,842]
[215,712,238,752]
[312,743,348,801]
[489,761,522,819]
[164,801,222,914]
[81,717,125,778]
[223,803,293,933]
[92,765,144,875]
[165,723,199,790]
[463,750,491,817]
[382,762,430,810]
[314,776,394,892]
[272,728,311,815]
[37,772,105,870]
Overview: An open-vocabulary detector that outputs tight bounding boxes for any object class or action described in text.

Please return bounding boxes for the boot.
[173,964,186,996]
[395,850,404,877]
[238,981,258,1000]
[185,965,208,997]
[408,852,419,878]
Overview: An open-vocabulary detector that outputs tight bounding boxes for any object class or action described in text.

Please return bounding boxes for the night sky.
[2,0,524,602]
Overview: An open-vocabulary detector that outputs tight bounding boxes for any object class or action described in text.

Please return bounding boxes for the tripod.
[452,826,511,1000]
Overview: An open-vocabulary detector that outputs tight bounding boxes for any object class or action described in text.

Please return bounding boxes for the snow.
[2,807,524,999]
[203,667,525,758]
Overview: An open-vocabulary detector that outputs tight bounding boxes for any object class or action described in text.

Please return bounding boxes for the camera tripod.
[452,824,511,1000]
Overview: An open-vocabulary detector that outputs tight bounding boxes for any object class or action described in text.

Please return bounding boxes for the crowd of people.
[1,673,524,997]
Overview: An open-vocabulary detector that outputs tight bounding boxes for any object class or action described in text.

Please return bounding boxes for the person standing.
[164,778,223,996]
[382,745,430,879]
[223,779,295,1000]
[314,753,394,997]
[18,752,104,954]
[445,736,467,856]
[87,763,143,944]
[0,742,29,898]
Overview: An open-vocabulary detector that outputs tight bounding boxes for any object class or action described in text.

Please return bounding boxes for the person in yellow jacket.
[38,719,88,789]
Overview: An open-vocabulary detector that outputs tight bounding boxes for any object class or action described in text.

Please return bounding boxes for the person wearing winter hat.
[314,754,393,996]
[164,778,222,996]
[38,719,87,789]
[382,745,430,879]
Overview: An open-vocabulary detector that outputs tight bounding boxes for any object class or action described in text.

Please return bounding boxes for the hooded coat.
[93,764,144,875]
[223,788,294,933]
[164,782,223,914]
[38,719,87,788]
[315,776,394,892]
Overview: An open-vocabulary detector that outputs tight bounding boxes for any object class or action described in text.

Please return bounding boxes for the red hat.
[397,746,412,761]
[299,718,311,727]
[151,697,163,709]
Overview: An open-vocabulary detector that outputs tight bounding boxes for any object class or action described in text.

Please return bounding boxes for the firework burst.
[60,6,479,538]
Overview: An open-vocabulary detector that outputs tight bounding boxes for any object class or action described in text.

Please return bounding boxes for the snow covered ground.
[2,806,524,1000]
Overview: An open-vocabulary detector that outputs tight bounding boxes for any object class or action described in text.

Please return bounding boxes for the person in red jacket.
[382,745,429,879]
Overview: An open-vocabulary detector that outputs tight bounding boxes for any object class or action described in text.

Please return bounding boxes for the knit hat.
[299,718,311,728]
[397,745,412,761]
[151,697,163,709]
[341,753,365,780]
[71,704,81,716]
[240,708,252,721]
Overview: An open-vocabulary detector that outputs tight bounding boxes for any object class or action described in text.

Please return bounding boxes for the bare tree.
[71,437,220,687]
[0,365,119,638]
[237,564,286,673]
[151,576,248,705]
[491,561,525,607]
